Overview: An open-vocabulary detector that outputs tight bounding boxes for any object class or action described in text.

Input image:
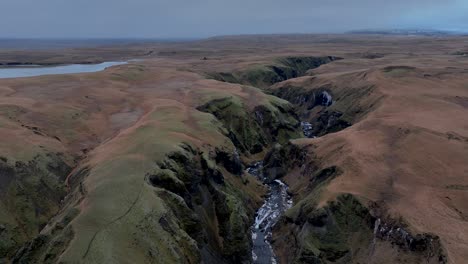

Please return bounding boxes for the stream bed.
[247,161,293,264]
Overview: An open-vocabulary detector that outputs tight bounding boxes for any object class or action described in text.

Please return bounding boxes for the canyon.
[0,35,467,263]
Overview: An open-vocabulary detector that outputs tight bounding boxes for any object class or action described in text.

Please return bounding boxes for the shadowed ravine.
[246,116,316,263]
[247,161,293,264]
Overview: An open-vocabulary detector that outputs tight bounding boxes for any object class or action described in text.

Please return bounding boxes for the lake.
[0,61,127,79]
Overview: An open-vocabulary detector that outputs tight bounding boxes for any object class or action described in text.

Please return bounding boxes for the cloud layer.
[1,0,466,38]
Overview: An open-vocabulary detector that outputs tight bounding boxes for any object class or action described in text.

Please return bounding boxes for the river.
[247,161,293,264]
[248,118,315,263]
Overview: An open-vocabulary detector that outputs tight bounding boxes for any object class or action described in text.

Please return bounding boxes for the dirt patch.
[109,107,144,131]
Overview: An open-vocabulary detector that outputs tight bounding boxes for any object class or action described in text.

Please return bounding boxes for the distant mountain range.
[347,29,466,36]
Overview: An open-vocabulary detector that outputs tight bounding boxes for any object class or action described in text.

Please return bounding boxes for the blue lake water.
[0,61,127,79]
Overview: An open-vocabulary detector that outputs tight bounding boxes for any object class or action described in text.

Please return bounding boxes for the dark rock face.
[262,143,306,182]
[10,200,80,263]
[214,148,242,175]
[270,84,355,138]
[271,82,382,139]
[197,97,300,155]
[451,51,468,56]
[0,159,15,192]
[0,153,73,261]
[308,166,340,186]
[277,191,448,264]
[197,97,268,154]
[287,194,374,263]
[372,218,447,263]
[150,144,253,263]
[309,110,351,137]
[272,85,353,137]
[272,86,334,110]
[148,170,188,198]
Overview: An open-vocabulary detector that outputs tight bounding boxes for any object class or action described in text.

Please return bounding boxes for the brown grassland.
[0,34,467,263]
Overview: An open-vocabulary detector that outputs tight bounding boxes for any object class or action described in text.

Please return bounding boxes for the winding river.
[248,118,316,263]
[0,61,127,79]
[247,161,293,264]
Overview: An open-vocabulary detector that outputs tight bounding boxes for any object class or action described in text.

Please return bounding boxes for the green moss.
[284,167,339,218]
[12,207,79,264]
[148,169,188,196]
[262,142,306,182]
[211,184,251,261]
[207,56,340,88]
[383,65,416,77]
[197,97,267,153]
[0,222,23,259]
[135,143,253,262]
[0,152,72,260]
[277,57,339,76]
[238,65,284,88]
[157,189,202,242]
[205,72,239,84]
[197,96,300,155]
[293,194,374,263]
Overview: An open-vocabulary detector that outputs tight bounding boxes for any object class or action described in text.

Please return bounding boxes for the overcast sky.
[1,0,467,38]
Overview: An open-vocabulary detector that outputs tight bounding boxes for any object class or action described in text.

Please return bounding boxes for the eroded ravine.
[247,162,293,263]
[246,88,336,263]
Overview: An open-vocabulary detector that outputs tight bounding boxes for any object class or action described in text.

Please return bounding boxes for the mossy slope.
[207,56,341,88]
[197,95,301,155]
[0,150,73,261]
[269,144,447,264]
[9,85,300,263]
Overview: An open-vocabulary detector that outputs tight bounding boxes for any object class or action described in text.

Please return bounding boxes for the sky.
[1,0,467,38]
